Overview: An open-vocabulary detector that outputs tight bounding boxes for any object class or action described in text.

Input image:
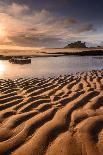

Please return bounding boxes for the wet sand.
[0,70,103,155]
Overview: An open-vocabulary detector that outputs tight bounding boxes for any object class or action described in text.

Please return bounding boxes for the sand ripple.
[0,70,103,155]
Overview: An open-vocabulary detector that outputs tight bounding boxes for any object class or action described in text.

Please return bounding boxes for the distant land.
[0,41,103,58]
[65,41,87,48]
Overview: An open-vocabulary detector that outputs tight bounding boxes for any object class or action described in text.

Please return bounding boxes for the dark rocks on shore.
[9,57,31,64]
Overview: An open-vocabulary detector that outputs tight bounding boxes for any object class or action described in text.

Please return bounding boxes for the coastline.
[0,48,103,58]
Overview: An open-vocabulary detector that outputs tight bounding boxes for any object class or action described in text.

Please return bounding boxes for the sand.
[0,70,103,155]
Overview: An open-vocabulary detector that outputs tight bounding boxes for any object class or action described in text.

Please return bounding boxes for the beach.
[0,70,103,155]
[0,0,103,154]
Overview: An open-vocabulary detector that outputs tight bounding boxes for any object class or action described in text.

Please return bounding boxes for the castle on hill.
[65,41,87,48]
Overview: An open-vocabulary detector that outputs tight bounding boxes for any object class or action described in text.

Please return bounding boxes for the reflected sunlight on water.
[0,56,103,79]
[0,61,6,75]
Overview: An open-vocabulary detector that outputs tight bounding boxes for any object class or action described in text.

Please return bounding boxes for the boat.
[9,57,31,64]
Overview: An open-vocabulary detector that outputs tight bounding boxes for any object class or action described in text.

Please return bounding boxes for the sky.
[0,0,103,48]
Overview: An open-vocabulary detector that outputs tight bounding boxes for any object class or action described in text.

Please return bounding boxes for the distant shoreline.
[0,48,103,58]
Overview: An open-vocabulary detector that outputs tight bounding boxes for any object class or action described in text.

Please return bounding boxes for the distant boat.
[9,57,31,64]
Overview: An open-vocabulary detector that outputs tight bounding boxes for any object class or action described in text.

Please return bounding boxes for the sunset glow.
[0,24,6,39]
[0,62,5,73]
[0,1,102,155]
[0,0,102,48]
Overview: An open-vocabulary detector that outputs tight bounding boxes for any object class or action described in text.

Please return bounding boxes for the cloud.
[8,3,30,16]
[9,33,64,47]
[0,1,102,47]
[0,2,75,47]
[77,24,96,33]
[63,18,78,26]
[99,41,103,47]
[0,1,29,14]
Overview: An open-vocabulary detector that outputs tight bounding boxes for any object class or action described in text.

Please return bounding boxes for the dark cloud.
[77,24,96,33]
[2,0,71,11]
[63,18,78,26]
[9,34,64,47]
[2,0,103,23]
[99,42,103,47]
[0,0,103,47]
[29,28,38,32]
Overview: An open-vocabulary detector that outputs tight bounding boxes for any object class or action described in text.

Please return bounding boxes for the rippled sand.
[0,70,103,155]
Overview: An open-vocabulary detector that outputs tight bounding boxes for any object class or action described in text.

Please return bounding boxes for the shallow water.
[0,56,103,79]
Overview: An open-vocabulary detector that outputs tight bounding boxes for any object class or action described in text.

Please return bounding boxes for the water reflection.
[0,61,6,76]
[0,56,103,79]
